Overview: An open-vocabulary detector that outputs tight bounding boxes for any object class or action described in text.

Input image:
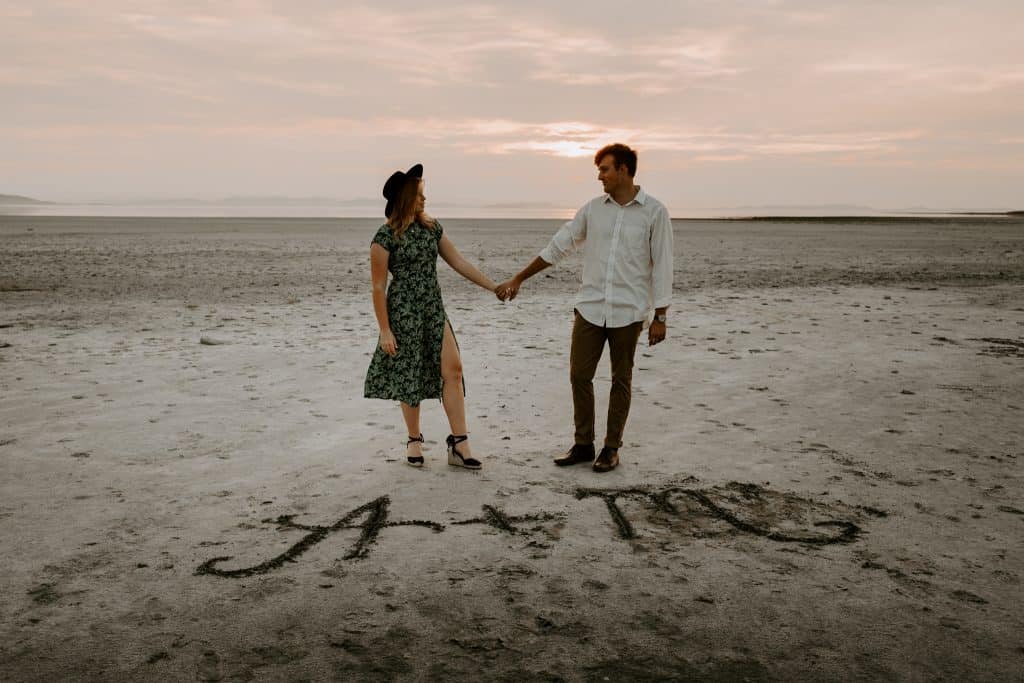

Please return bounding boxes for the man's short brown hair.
[594,143,637,177]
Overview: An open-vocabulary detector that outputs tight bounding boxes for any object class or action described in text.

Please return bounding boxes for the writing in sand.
[196,482,866,578]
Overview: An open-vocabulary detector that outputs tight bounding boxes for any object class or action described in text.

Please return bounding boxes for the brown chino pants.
[569,310,644,450]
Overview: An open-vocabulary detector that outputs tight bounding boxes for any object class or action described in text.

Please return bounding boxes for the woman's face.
[415,180,426,214]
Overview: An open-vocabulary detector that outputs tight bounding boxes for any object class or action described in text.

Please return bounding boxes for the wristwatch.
[653,313,667,323]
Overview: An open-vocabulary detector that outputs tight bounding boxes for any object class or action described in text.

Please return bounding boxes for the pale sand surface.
[1,216,1023,681]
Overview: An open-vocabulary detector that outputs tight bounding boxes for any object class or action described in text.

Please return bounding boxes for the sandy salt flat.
[1,215,1023,681]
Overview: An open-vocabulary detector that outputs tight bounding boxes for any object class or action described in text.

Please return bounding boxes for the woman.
[364,163,498,469]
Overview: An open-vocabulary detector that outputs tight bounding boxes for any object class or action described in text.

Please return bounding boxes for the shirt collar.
[602,186,646,207]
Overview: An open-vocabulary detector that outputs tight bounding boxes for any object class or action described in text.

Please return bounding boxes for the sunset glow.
[2,1,1022,210]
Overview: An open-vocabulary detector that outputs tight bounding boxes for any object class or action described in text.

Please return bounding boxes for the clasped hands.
[493,278,520,302]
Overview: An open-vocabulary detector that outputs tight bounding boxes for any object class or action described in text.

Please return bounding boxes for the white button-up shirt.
[539,187,674,328]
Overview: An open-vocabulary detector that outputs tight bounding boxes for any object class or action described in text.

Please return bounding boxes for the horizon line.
[2,211,1021,222]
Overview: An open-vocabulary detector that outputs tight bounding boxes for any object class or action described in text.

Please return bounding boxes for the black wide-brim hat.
[382,163,423,218]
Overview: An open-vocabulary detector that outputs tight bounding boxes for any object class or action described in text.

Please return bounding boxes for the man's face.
[596,155,628,193]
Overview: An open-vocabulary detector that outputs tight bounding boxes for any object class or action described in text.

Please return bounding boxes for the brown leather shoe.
[554,443,595,466]
[592,447,619,472]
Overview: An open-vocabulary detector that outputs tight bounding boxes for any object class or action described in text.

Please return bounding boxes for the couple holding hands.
[364,144,674,473]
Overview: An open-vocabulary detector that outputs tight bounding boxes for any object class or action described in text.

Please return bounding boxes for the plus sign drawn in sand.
[195,482,865,578]
[195,497,561,578]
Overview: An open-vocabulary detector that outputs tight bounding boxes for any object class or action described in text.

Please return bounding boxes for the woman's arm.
[370,243,397,356]
[438,233,497,292]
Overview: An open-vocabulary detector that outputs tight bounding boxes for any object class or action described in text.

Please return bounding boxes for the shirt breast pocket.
[622,224,650,261]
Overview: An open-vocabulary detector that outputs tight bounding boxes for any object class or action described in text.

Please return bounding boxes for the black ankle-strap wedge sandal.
[406,434,425,467]
[446,434,481,470]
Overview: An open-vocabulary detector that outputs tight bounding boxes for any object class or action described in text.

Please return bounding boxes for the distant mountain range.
[0,193,53,205]
[2,193,1020,216]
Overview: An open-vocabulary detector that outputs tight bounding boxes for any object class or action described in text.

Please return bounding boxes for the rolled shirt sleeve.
[650,204,674,310]
[539,204,588,265]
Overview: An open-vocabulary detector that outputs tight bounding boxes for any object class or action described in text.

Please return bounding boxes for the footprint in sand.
[197,650,222,681]
[27,583,60,604]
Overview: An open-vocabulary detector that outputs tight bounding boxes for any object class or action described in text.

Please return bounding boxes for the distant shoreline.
[708,213,1024,222]
[1,213,1022,224]
[2,194,1021,221]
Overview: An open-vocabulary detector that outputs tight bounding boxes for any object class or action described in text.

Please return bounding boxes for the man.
[496,143,673,472]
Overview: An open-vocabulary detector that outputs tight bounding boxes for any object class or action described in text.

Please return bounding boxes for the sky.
[3,0,1023,212]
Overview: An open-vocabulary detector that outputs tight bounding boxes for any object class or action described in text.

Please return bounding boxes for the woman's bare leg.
[400,402,422,458]
[440,321,472,458]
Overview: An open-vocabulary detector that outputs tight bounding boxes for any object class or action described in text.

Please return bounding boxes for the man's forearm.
[514,256,551,284]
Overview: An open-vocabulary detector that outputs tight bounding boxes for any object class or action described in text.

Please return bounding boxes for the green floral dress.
[364,220,460,407]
